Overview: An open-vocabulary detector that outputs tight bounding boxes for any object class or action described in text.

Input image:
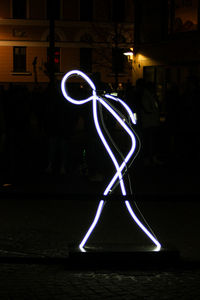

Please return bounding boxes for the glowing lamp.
[123,49,134,69]
[123,48,133,60]
[123,51,133,56]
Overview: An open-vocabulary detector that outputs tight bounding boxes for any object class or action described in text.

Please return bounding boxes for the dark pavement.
[0,162,200,299]
[0,264,200,299]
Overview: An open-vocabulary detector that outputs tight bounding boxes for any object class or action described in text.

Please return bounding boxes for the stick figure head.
[61,70,96,105]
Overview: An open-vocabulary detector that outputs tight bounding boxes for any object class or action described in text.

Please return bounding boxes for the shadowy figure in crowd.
[28,85,47,174]
[179,76,200,165]
[0,82,77,180]
[132,79,145,132]
[78,77,107,181]
[43,83,73,176]
[0,86,6,179]
[134,79,161,166]
[124,80,135,113]
[3,85,31,180]
[164,82,180,160]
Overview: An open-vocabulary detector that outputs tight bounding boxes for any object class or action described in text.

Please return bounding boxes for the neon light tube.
[79,200,105,252]
[61,69,95,105]
[105,94,137,124]
[125,201,161,251]
[61,70,162,252]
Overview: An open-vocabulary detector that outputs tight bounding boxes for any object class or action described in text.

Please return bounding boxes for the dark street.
[0,164,200,299]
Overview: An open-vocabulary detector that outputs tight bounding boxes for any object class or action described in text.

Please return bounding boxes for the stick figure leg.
[121,174,161,250]
[124,200,161,251]
[79,200,105,252]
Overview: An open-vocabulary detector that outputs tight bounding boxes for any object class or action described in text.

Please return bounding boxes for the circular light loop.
[61,70,96,105]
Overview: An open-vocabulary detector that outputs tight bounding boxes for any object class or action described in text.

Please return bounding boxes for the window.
[47,47,60,73]
[168,0,198,33]
[47,0,60,20]
[112,48,125,74]
[12,0,27,19]
[80,0,93,21]
[80,48,92,73]
[111,0,125,22]
[13,47,26,72]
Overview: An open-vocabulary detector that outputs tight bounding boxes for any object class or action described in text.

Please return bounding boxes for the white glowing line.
[61,71,109,251]
[105,94,137,124]
[61,70,162,252]
[93,97,126,196]
[61,70,95,105]
[79,200,104,252]
[94,96,161,251]
[97,97,136,196]
[125,201,161,251]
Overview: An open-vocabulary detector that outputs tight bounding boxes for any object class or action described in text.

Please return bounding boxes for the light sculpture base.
[68,246,180,269]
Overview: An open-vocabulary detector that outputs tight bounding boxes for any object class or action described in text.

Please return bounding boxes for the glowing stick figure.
[61,70,162,253]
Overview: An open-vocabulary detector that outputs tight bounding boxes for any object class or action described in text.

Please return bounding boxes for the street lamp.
[123,48,134,69]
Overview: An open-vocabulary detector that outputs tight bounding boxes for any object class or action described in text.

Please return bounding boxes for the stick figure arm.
[104,94,137,125]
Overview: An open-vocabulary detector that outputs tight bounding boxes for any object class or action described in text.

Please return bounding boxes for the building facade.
[0,0,134,89]
[134,0,200,99]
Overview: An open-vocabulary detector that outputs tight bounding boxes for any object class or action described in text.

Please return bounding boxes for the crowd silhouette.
[0,76,199,182]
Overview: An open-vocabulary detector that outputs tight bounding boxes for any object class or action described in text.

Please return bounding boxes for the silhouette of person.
[137,81,161,166]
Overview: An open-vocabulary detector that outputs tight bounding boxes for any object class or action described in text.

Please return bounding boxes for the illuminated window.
[112,48,125,74]
[80,0,93,21]
[47,47,60,73]
[46,0,61,20]
[80,48,92,73]
[12,0,27,19]
[168,0,198,33]
[13,47,26,72]
[111,0,125,22]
